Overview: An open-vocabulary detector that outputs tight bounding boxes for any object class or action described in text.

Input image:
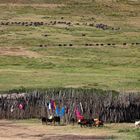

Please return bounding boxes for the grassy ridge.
[0,0,140,91]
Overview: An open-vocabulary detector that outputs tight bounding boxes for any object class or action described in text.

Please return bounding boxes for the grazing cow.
[39,45,43,47]
[44,34,48,37]
[78,119,85,127]
[82,33,86,36]
[41,117,47,125]
[41,116,60,125]
[86,119,95,127]
[78,119,94,128]
[135,121,140,128]
[50,116,60,125]
[94,118,104,127]
[76,23,80,25]
[69,44,73,46]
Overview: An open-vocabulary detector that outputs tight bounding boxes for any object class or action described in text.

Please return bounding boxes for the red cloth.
[74,107,84,120]
[19,104,23,110]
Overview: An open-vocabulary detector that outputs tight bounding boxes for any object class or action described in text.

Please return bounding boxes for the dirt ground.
[0,4,64,8]
[0,47,40,58]
[0,120,119,140]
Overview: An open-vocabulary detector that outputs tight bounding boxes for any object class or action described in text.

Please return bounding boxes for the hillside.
[0,0,140,92]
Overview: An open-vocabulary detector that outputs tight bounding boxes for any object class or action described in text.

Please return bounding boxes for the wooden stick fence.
[0,88,139,123]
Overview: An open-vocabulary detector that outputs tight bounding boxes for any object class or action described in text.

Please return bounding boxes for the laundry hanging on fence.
[61,107,65,117]
[51,100,56,111]
[48,102,51,110]
[80,102,83,113]
[56,107,59,116]
[48,100,56,111]
[65,106,69,114]
[74,107,84,120]
[55,106,65,117]
[10,105,14,113]
[18,103,24,110]
[18,102,26,110]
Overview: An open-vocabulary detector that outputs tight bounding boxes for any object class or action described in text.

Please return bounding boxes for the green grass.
[0,0,140,92]
[118,128,140,140]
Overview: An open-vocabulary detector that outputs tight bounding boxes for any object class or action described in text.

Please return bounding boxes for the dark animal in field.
[63,44,67,46]
[40,22,44,25]
[41,117,47,125]
[39,45,43,47]
[44,34,48,37]
[69,44,73,46]
[52,21,56,25]
[78,118,103,128]
[78,119,94,128]
[96,23,108,30]
[75,23,80,25]
[41,116,60,125]
[70,118,75,126]
[49,116,60,125]
[44,45,47,48]
[82,33,86,36]
[89,23,94,27]
[67,22,71,26]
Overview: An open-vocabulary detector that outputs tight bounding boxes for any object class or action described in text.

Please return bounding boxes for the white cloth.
[10,105,14,113]
[49,103,51,110]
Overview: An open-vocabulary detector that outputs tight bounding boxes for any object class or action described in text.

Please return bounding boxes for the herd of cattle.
[38,42,140,48]
[41,116,140,128]
[0,20,120,31]
[1,20,139,48]
[41,116,104,128]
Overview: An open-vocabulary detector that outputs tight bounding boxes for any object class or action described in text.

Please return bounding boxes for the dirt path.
[0,4,64,8]
[0,120,114,140]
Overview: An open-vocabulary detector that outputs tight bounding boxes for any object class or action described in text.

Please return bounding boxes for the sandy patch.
[0,47,40,58]
[0,3,64,8]
[127,18,140,28]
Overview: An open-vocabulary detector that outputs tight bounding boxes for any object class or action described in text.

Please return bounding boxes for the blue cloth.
[55,107,60,116]
[55,106,65,117]
[60,107,65,117]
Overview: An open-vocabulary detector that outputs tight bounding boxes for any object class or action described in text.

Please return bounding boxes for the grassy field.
[0,0,140,92]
